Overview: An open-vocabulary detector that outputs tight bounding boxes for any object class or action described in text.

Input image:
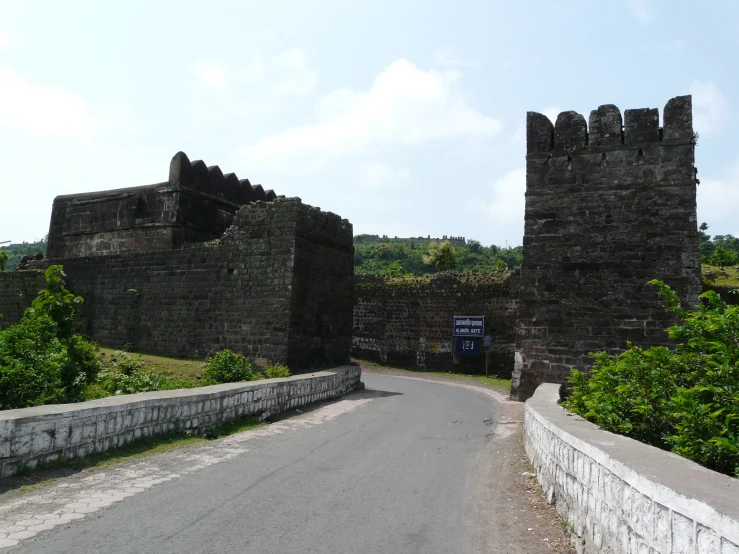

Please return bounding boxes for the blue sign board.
[455,338,482,357]
[453,316,485,338]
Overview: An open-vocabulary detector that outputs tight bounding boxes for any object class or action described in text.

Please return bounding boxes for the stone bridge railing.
[1,366,362,478]
[525,383,739,553]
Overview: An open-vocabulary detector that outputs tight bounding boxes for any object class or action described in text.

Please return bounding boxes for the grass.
[702,264,739,289]
[354,357,511,392]
[99,347,206,380]
[2,415,265,493]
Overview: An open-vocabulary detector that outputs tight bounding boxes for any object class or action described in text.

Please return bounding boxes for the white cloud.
[435,49,481,69]
[689,80,727,136]
[465,167,526,246]
[0,66,100,136]
[189,49,316,97]
[360,163,410,189]
[541,107,563,125]
[698,161,739,230]
[0,29,20,48]
[238,59,501,172]
[625,0,656,22]
[487,168,526,225]
[190,60,227,89]
[272,49,317,96]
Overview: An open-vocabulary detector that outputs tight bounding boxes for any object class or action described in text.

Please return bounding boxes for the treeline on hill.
[354,236,523,275]
[699,223,739,266]
[0,237,48,270]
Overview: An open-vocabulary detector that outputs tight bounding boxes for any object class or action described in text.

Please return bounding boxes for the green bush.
[563,280,739,478]
[0,315,68,408]
[0,266,101,409]
[203,350,261,384]
[263,363,291,379]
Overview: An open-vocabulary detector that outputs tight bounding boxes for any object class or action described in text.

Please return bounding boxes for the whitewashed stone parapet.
[0,365,362,478]
[525,383,739,554]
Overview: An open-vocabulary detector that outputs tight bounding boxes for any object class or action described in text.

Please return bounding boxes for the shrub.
[263,363,291,379]
[0,265,101,409]
[203,350,261,384]
[0,315,68,408]
[563,280,739,478]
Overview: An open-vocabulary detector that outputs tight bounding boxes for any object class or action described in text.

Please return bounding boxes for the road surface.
[1,373,564,553]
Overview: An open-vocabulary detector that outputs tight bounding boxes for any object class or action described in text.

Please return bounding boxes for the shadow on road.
[267,388,402,423]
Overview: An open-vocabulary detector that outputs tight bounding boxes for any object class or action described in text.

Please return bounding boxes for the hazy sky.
[1,0,737,247]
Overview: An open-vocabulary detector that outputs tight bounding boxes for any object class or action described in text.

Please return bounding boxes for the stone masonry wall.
[0,365,362,478]
[512,96,702,400]
[526,384,739,553]
[288,203,355,367]
[24,198,354,368]
[353,271,519,375]
[0,271,45,328]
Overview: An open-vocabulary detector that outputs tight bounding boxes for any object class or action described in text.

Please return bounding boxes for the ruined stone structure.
[511,96,702,400]
[47,152,279,259]
[353,271,518,375]
[5,153,354,368]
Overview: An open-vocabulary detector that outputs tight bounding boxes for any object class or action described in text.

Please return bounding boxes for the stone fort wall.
[353,271,519,375]
[0,270,45,328]
[3,153,354,369]
[511,95,701,400]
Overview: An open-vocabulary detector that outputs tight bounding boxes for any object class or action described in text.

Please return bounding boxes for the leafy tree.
[698,223,739,265]
[709,245,739,267]
[423,241,458,272]
[0,251,7,271]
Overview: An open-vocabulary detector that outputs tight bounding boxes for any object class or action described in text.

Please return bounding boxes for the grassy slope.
[99,347,206,380]
[702,264,739,288]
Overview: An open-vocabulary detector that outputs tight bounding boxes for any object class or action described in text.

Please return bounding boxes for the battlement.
[47,152,284,259]
[526,95,693,156]
[168,151,278,204]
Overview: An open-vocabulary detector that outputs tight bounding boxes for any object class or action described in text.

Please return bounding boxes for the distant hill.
[0,238,48,270]
[354,236,522,275]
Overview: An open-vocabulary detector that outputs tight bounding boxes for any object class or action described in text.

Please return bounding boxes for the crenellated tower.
[511,95,701,401]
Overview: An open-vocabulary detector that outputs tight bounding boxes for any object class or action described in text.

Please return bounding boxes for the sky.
[0,0,737,247]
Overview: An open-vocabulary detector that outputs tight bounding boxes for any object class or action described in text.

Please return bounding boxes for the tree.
[709,245,739,267]
[423,241,457,272]
[0,251,7,271]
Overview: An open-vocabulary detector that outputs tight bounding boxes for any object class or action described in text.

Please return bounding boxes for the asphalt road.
[7,374,530,554]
